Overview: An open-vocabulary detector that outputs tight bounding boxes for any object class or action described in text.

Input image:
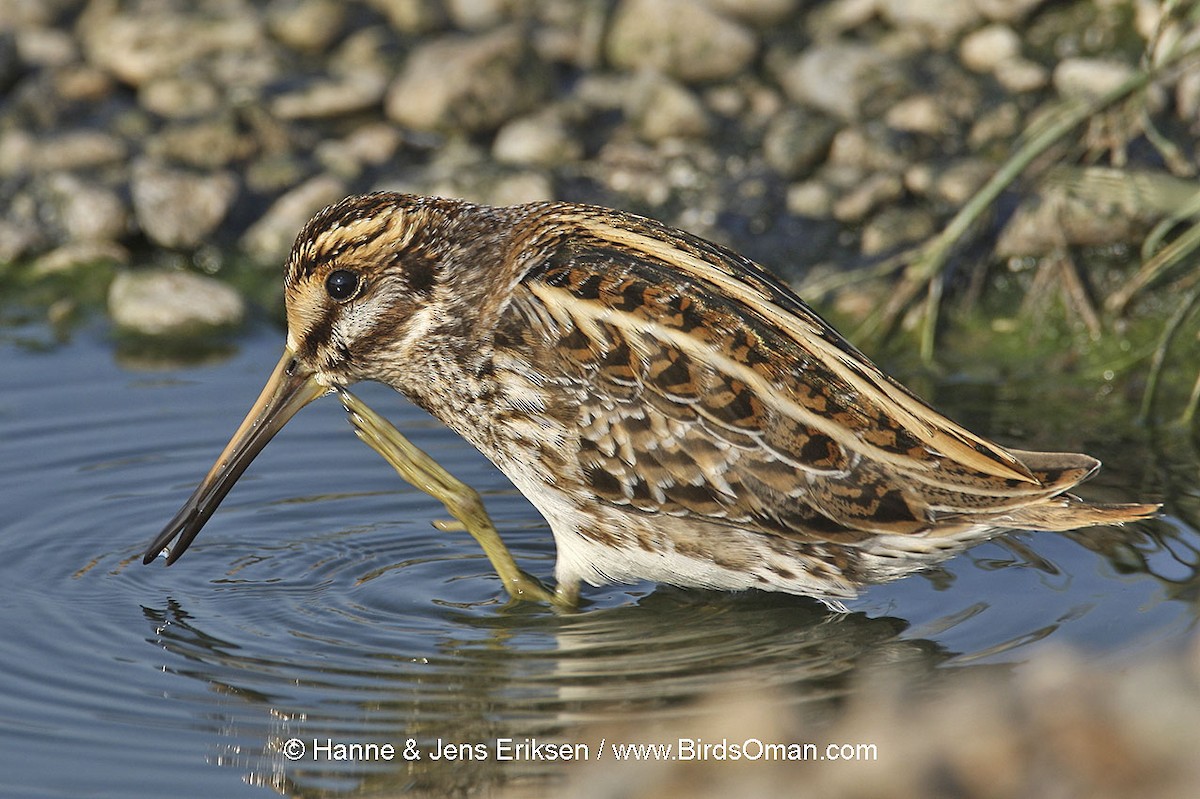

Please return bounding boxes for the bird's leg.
[338,389,565,607]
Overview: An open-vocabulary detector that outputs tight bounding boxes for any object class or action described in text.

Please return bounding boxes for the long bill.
[143,348,329,565]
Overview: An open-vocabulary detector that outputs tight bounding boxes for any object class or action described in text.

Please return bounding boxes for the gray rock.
[271,73,388,120]
[606,0,757,84]
[1053,57,1135,101]
[776,42,894,121]
[995,58,1048,93]
[385,27,548,133]
[241,174,348,264]
[361,0,447,34]
[108,269,245,336]
[144,118,253,170]
[884,94,951,135]
[79,0,267,88]
[131,160,238,250]
[626,72,711,142]
[786,180,834,218]
[31,241,129,276]
[492,110,582,166]
[265,0,345,53]
[832,172,904,223]
[877,0,982,40]
[959,24,1021,73]
[762,109,839,180]
[861,206,935,255]
[138,77,222,120]
[0,129,127,176]
[44,173,130,243]
[704,0,800,25]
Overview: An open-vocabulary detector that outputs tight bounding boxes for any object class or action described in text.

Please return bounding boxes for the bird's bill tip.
[142,348,330,566]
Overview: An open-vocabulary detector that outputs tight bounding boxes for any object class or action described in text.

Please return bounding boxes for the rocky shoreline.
[0,0,1196,335]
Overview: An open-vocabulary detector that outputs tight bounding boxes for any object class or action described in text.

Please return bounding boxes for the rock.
[626,72,711,142]
[361,0,447,34]
[108,269,245,336]
[975,0,1048,23]
[762,109,839,180]
[13,26,78,67]
[78,0,267,88]
[446,0,507,30]
[386,27,548,133]
[776,42,894,121]
[786,180,834,218]
[995,57,1048,93]
[996,188,1144,257]
[606,0,757,84]
[884,94,951,135]
[877,0,982,41]
[30,241,129,276]
[271,73,388,120]
[315,123,403,178]
[0,194,46,263]
[861,206,935,255]
[241,174,348,264]
[131,160,238,250]
[144,118,253,170]
[492,110,582,166]
[0,129,127,176]
[827,127,903,173]
[702,0,800,26]
[265,0,345,53]
[959,24,1021,73]
[832,172,904,223]
[904,158,993,206]
[44,173,130,243]
[138,77,222,120]
[1053,57,1135,101]
[968,102,1020,148]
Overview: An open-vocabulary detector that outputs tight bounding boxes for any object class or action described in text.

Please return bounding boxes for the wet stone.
[385,27,548,133]
[241,174,348,265]
[762,109,839,180]
[108,269,245,336]
[606,0,757,84]
[131,160,238,250]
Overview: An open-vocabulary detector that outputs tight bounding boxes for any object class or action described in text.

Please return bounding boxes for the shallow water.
[2,316,1197,797]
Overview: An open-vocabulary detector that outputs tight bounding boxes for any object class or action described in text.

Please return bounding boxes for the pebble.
[606,0,758,84]
[241,174,348,265]
[1053,57,1136,101]
[492,110,582,166]
[44,173,129,243]
[31,241,128,276]
[626,72,711,143]
[108,269,245,336]
[832,172,904,223]
[861,206,935,255]
[877,0,982,41]
[777,42,894,121]
[131,160,238,250]
[959,24,1021,73]
[884,95,951,135]
[385,27,548,133]
[762,109,839,180]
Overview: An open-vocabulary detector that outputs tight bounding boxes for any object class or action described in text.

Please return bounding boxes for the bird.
[144,192,1158,608]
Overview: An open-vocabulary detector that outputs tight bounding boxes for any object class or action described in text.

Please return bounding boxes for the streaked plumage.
[145,192,1157,606]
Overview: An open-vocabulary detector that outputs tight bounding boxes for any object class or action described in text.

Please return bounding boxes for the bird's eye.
[325,269,360,302]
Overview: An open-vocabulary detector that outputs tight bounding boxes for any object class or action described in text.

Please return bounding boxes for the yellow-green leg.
[339,389,566,606]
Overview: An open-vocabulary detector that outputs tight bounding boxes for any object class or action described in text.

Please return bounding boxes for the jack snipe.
[145,192,1157,607]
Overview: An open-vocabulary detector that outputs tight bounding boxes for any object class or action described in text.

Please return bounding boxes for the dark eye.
[325,269,360,302]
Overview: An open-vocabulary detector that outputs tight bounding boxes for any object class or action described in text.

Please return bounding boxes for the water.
[1,316,1196,797]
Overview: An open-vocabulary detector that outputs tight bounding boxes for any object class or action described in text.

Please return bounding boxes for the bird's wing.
[501,207,1098,541]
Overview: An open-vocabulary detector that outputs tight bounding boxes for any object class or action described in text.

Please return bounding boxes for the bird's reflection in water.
[144,590,965,797]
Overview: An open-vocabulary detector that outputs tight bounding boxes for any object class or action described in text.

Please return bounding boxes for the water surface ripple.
[1,323,1195,796]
